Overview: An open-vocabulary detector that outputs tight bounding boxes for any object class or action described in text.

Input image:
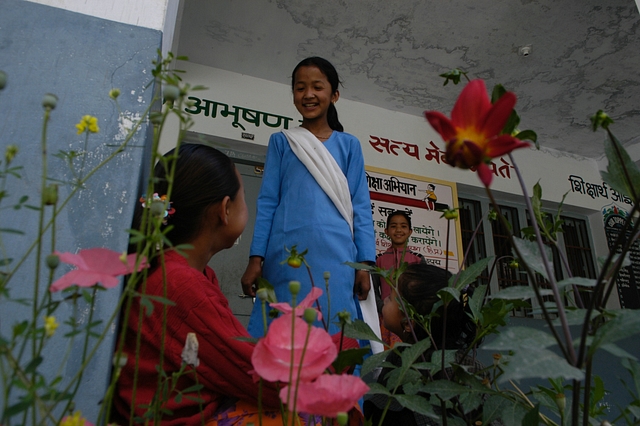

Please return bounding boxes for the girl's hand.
[354,270,371,300]
[241,256,263,297]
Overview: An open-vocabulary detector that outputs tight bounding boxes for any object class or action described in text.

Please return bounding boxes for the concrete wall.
[0,0,162,421]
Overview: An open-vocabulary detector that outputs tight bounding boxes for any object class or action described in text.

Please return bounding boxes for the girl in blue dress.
[241,57,376,336]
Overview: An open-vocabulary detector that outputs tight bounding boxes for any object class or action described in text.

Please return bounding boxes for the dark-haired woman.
[241,57,376,337]
[115,144,314,425]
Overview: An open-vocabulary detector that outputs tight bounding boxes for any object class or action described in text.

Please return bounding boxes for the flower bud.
[509,259,519,269]
[492,353,502,367]
[303,308,317,324]
[150,200,166,218]
[337,311,352,325]
[288,280,301,296]
[112,353,128,368]
[163,85,180,102]
[555,393,566,412]
[149,111,163,125]
[109,88,121,99]
[323,271,331,281]
[4,144,18,165]
[256,288,268,301]
[46,254,60,270]
[442,209,458,220]
[487,210,498,221]
[42,93,58,110]
[0,70,6,90]
[42,184,58,205]
[336,412,348,426]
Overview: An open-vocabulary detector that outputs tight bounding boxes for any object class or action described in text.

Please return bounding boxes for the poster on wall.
[602,204,640,309]
[365,166,463,274]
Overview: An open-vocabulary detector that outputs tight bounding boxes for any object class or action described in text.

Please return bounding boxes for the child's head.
[291,57,343,132]
[140,144,247,248]
[385,210,413,248]
[383,263,476,349]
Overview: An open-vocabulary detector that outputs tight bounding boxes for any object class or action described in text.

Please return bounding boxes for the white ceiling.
[175,0,640,161]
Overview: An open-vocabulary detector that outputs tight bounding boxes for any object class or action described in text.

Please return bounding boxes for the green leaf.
[366,382,392,396]
[498,348,583,383]
[450,257,493,290]
[140,296,154,316]
[513,237,553,280]
[24,356,43,374]
[4,399,32,417]
[361,348,392,377]
[467,285,487,322]
[482,395,510,425]
[589,309,640,357]
[344,319,384,345]
[332,347,370,373]
[487,395,529,425]
[344,261,375,272]
[552,308,587,326]
[418,380,475,401]
[601,129,640,202]
[557,277,597,291]
[437,287,460,304]
[599,342,637,360]
[514,129,538,149]
[490,285,552,301]
[521,403,541,426]
[483,326,557,350]
[0,228,24,235]
[393,394,438,417]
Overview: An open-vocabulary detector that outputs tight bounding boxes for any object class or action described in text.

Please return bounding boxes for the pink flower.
[270,287,323,320]
[251,314,337,383]
[280,374,369,418]
[424,79,529,186]
[50,248,148,292]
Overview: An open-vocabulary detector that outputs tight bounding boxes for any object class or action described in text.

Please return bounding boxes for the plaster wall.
[1,0,161,421]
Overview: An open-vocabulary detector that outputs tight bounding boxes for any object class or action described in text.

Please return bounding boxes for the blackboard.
[603,208,640,309]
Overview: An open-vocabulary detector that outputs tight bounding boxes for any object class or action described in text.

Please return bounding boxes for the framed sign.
[365,166,463,274]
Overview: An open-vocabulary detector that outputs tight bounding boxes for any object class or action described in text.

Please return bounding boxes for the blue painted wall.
[0,0,160,422]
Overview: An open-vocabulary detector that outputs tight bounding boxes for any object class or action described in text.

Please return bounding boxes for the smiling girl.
[241,56,376,336]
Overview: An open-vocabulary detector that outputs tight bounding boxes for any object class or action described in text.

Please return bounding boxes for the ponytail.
[327,102,343,132]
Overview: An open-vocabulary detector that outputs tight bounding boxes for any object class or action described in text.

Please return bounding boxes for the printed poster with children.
[365,166,463,274]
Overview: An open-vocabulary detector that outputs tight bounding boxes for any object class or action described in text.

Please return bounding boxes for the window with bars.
[458,197,597,317]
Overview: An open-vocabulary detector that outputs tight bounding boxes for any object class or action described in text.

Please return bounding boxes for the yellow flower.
[44,315,59,337]
[75,115,100,134]
[60,411,91,426]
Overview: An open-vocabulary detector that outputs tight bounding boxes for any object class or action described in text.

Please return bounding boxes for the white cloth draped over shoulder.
[283,126,384,354]
[283,127,354,236]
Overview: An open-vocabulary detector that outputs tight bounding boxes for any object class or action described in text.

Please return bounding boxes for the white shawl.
[283,127,354,236]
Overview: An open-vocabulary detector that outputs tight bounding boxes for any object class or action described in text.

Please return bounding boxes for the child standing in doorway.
[241,56,376,337]
[374,210,426,346]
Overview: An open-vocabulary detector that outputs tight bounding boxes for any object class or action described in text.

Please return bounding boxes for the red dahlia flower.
[424,79,530,186]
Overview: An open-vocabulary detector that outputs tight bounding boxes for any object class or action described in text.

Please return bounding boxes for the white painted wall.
[162,62,612,211]
[24,0,181,57]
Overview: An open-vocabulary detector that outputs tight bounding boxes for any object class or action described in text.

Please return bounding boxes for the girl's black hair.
[291,56,344,132]
[131,144,240,251]
[398,263,477,350]
[386,210,413,229]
